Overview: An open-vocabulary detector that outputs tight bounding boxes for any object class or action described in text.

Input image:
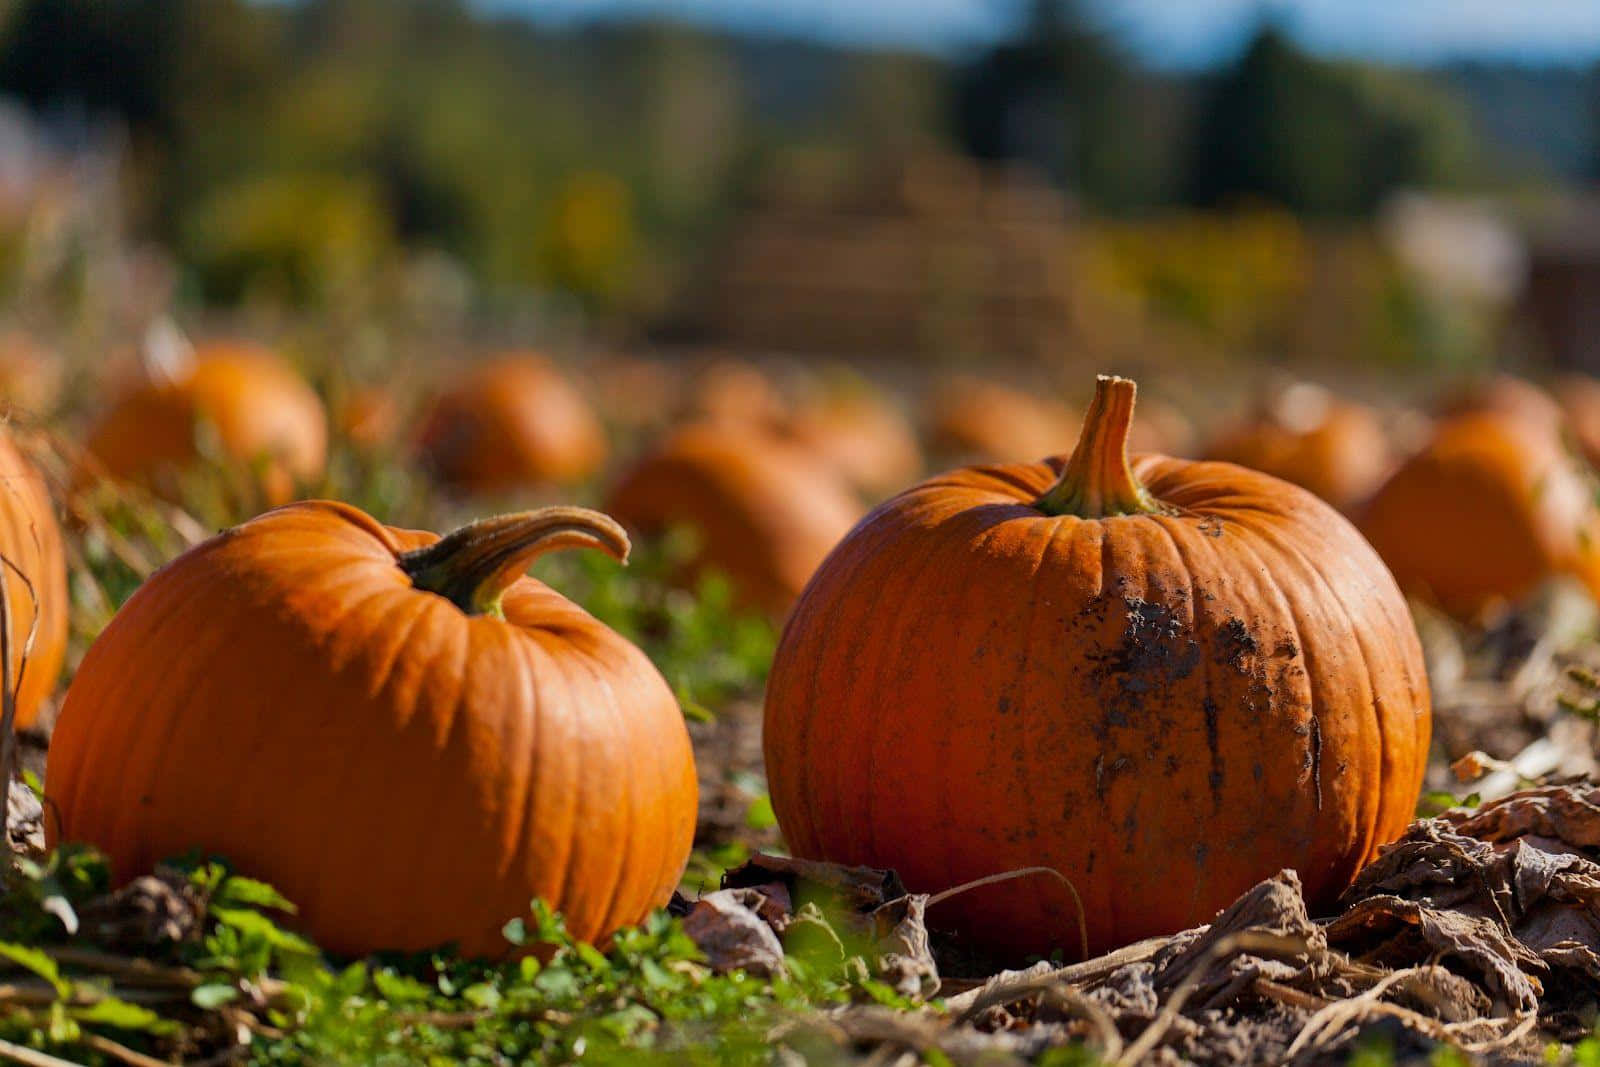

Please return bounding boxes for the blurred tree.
[952,0,1162,210]
[1185,26,1480,215]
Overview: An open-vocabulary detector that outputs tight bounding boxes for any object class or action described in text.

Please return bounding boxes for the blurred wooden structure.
[1521,198,1600,374]
[677,153,1076,360]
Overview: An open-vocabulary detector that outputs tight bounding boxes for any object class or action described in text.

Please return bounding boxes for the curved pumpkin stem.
[1036,375,1160,518]
[400,506,630,617]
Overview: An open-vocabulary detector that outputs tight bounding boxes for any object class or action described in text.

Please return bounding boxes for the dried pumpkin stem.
[400,506,630,617]
[1035,375,1160,518]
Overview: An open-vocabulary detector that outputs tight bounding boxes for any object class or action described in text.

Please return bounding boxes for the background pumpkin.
[1202,382,1393,513]
[0,428,66,731]
[46,501,697,958]
[765,376,1430,960]
[1358,410,1600,621]
[925,375,1078,464]
[415,354,607,493]
[82,341,328,506]
[604,422,861,619]
[1556,373,1600,471]
[785,381,923,499]
[1435,373,1562,428]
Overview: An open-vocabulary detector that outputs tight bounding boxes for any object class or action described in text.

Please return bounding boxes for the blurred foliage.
[1186,27,1481,216]
[0,0,1555,324]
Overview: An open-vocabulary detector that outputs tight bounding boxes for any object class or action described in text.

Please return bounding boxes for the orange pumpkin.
[605,423,861,619]
[765,376,1430,960]
[0,331,63,416]
[926,375,1078,463]
[786,385,922,499]
[335,385,401,452]
[0,429,66,731]
[1359,411,1600,621]
[1556,374,1600,470]
[1436,373,1562,428]
[681,359,788,431]
[83,342,327,505]
[1203,383,1392,513]
[415,355,607,492]
[46,502,697,957]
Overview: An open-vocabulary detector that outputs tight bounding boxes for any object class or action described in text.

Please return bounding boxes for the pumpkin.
[765,375,1430,960]
[0,331,63,416]
[335,385,401,452]
[46,501,697,957]
[1556,374,1600,471]
[681,359,788,431]
[605,423,861,619]
[82,341,327,506]
[926,375,1078,463]
[0,429,67,731]
[1203,383,1392,513]
[1436,373,1562,428]
[785,383,922,499]
[1359,411,1600,621]
[415,355,607,493]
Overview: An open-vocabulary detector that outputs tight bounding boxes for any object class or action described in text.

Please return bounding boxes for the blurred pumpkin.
[926,376,1078,463]
[604,423,861,618]
[785,382,922,498]
[0,332,62,416]
[1203,383,1392,513]
[1435,373,1562,428]
[82,341,328,506]
[682,359,788,431]
[1126,394,1196,457]
[335,385,401,452]
[584,354,683,432]
[1359,411,1600,621]
[766,376,1429,960]
[47,501,697,958]
[1556,374,1600,470]
[0,429,66,731]
[415,355,607,493]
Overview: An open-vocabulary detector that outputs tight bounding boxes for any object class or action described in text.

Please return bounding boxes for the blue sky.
[478,0,1600,67]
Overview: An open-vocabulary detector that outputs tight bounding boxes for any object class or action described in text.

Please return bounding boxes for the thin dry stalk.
[0,1037,81,1067]
[927,866,1089,961]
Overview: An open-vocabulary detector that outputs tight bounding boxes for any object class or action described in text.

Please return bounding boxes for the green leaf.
[211,907,319,956]
[215,875,297,914]
[0,941,67,995]
[744,794,777,831]
[373,970,432,1004]
[73,996,180,1035]
[191,983,240,1010]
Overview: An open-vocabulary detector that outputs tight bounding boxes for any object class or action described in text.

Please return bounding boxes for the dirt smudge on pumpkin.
[1201,696,1224,813]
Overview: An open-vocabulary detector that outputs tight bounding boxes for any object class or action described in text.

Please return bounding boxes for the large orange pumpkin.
[765,376,1430,960]
[0,430,67,731]
[47,502,697,957]
[605,423,861,619]
[415,355,607,493]
[1359,411,1600,621]
[1203,383,1392,513]
[83,342,327,505]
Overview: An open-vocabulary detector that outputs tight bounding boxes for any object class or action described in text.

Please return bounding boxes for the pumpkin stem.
[1035,375,1160,518]
[400,506,630,617]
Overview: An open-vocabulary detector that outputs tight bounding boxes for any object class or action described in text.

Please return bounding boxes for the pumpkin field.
[0,318,1592,1066]
[3,1,1600,1064]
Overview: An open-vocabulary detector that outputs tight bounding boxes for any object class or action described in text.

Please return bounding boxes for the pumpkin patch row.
[7,347,1600,966]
